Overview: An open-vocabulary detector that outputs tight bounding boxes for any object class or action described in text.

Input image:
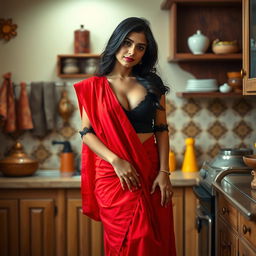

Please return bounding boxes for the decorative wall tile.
[166,99,176,116]
[207,121,228,140]
[232,120,253,140]
[58,124,77,139]
[168,124,177,138]
[182,121,202,138]
[232,99,252,116]
[207,143,222,158]
[32,144,51,164]
[207,99,227,117]
[181,99,201,117]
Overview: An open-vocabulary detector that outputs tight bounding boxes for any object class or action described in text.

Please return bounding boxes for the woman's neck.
[108,63,133,79]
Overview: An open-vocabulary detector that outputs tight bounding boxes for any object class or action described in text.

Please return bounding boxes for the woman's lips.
[123,56,134,62]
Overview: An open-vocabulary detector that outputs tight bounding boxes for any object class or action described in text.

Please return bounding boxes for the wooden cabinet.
[242,0,256,94]
[57,54,100,78]
[0,189,65,256]
[172,187,198,256]
[66,190,104,256]
[216,192,256,255]
[217,216,238,256]
[0,199,19,256]
[161,0,243,96]
[0,186,197,256]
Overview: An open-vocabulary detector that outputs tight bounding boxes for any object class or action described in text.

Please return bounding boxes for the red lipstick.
[124,56,134,62]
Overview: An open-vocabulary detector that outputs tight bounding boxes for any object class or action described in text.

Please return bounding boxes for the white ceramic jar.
[219,83,232,93]
[63,58,79,74]
[187,30,209,55]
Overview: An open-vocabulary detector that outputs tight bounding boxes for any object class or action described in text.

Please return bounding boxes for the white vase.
[187,30,209,55]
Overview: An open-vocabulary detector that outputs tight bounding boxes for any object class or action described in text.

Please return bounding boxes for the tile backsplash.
[0,84,255,171]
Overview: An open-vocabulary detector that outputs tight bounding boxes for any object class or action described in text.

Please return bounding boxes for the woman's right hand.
[111,157,141,191]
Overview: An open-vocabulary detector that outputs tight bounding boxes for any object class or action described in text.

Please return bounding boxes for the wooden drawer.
[239,238,256,256]
[239,213,256,249]
[218,194,238,230]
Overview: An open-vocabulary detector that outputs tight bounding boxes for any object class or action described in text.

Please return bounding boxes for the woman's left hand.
[151,172,173,207]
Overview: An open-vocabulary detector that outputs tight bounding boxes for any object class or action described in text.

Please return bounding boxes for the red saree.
[74,76,176,256]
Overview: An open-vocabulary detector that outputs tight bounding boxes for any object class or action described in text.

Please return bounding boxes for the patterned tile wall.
[0,84,256,171]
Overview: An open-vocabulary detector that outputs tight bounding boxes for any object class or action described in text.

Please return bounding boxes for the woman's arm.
[81,108,140,191]
[151,95,173,207]
[154,96,169,171]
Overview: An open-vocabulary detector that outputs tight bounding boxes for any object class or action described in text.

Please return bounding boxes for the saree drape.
[74,76,176,256]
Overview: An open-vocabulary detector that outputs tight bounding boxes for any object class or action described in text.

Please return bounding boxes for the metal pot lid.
[218,148,253,156]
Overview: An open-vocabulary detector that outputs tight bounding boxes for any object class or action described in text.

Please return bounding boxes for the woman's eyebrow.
[125,37,147,46]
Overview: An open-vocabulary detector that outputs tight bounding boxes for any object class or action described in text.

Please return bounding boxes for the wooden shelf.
[58,74,95,78]
[161,0,241,10]
[176,91,243,97]
[168,53,242,62]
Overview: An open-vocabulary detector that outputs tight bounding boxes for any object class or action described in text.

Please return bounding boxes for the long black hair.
[98,17,169,108]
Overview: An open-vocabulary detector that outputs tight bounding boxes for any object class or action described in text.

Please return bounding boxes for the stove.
[199,148,253,194]
[193,148,253,256]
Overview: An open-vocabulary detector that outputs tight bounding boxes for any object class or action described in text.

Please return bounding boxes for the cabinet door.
[67,194,104,256]
[217,217,238,256]
[243,0,256,94]
[0,199,19,256]
[239,238,256,256]
[172,188,184,256]
[20,199,55,256]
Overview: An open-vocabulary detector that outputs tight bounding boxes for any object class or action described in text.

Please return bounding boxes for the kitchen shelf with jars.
[57,54,100,78]
[57,24,101,78]
[161,0,244,97]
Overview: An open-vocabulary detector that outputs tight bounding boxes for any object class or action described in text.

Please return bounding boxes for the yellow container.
[182,137,198,172]
[169,151,176,172]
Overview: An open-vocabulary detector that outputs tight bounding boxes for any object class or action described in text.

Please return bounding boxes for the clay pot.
[212,39,239,54]
[0,141,39,177]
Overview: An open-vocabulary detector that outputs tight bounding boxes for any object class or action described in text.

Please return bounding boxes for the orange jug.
[169,151,176,172]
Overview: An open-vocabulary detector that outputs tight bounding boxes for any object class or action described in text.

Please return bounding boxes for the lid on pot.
[210,148,253,169]
[218,148,253,156]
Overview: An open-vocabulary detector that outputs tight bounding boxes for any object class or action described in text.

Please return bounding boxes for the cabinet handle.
[241,68,246,78]
[222,207,229,215]
[242,224,251,235]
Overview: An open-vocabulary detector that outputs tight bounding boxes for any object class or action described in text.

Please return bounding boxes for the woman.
[74,17,176,256]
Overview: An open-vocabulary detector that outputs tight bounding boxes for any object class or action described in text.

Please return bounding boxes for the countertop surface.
[0,170,199,189]
[213,174,256,220]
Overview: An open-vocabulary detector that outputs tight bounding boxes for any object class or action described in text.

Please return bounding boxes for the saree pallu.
[74,76,176,256]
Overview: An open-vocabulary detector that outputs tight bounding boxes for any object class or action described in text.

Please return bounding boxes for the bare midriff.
[137,133,154,143]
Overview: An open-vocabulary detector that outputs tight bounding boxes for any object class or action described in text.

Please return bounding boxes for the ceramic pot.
[62,58,79,74]
[212,39,239,54]
[219,83,232,93]
[58,90,74,122]
[82,58,99,74]
[187,30,209,55]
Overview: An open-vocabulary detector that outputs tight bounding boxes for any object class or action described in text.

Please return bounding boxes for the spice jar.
[74,25,90,53]
[227,72,242,92]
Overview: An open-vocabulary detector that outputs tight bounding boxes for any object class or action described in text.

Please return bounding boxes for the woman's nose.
[128,45,135,55]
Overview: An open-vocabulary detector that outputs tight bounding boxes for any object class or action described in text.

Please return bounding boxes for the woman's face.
[115,31,147,69]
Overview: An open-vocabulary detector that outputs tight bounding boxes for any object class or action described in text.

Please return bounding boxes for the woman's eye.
[123,40,131,46]
[137,45,145,51]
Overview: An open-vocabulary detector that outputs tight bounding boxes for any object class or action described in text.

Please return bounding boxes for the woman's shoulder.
[74,76,105,89]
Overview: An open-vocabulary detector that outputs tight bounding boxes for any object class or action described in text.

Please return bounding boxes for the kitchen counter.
[213,174,256,220]
[0,170,199,188]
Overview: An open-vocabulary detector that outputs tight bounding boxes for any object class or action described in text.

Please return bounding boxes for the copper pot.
[0,141,39,177]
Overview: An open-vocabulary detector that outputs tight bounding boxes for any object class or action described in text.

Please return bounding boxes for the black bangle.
[153,124,169,132]
[79,126,95,138]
